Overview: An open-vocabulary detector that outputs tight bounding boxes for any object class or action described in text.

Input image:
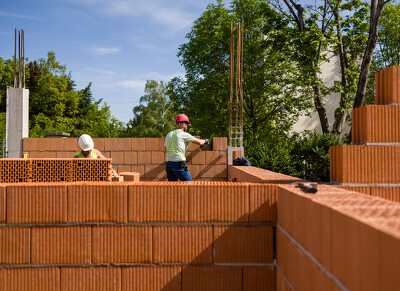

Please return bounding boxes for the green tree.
[0,51,121,138]
[175,0,313,140]
[127,80,177,137]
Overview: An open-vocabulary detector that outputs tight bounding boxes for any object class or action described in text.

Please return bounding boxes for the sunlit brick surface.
[375,65,400,105]
[0,267,60,291]
[61,267,120,291]
[0,159,30,183]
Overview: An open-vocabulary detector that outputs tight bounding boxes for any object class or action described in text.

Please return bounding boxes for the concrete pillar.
[6,87,29,158]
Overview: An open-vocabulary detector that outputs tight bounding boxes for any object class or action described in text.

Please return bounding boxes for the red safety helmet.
[176,114,191,124]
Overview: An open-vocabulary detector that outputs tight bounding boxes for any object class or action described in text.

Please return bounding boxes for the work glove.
[204,139,209,145]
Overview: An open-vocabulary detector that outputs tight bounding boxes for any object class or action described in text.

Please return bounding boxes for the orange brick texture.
[0,181,276,290]
[0,158,112,183]
[331,66,400,204]
[277,184,400,291]
[23,137,228,181]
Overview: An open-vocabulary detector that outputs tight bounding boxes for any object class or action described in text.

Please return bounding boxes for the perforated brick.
[122,266,181,291]
[0,159,30,183]
[92,225,152,263]
[153,225,213,263]
[31,159,71,182]
[375,65,400,105]
[0,227,30,264]
[31,226,91,264]
[0,267,60,291]
[71,159,112,182]
[61,267,120,291]
[7,184,67,223]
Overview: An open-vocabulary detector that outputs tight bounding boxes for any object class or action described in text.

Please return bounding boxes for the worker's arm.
[94,149,107,159]
[192,138,209,145]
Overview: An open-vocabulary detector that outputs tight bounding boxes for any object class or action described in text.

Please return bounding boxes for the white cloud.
[90,47,120,56]
[65,0,195,32]
[117,79,146,89]
[0,11,44,21]
[84,68,116,75]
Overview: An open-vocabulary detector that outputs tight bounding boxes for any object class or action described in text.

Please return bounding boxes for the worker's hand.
[204,139,209,145]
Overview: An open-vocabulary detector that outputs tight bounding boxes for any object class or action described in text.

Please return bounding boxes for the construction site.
[0,27,399,290]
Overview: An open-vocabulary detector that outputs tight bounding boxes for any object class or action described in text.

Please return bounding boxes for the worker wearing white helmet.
[74,134,106,159]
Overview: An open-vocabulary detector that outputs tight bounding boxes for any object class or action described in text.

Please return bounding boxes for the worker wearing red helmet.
[164,114,209,181]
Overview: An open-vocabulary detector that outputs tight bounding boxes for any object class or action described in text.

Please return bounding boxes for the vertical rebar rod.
[14,29,17,88]
[22,29,25,88]
[240,21,244,147]
[229,22,234,147]
[18,30,21,88]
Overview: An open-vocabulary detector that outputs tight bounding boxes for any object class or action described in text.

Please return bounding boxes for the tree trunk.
[353,0,386,109]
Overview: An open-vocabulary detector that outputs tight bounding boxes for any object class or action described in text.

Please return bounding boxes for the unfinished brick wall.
[331,65,400,203]
[23,137,228,181]
[276,184,400,291]
[0,181,277,290]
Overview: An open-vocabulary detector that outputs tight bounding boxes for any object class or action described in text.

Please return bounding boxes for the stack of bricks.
[0,159,112,183]
[228,165,305,183]
[276,184,400,290]
[331,66,400,203]
[23,137,228,181]
[0,181,277,290]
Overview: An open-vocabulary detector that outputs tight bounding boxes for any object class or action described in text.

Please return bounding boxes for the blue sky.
[0,0,230,123]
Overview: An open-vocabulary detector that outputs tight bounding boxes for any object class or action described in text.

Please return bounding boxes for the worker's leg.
[174,164,192,181]
[166,162,178,181]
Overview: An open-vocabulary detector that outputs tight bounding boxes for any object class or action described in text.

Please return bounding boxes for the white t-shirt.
[164,129,196,162]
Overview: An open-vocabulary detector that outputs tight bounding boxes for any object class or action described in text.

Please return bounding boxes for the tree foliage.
[174,0,313,140]
[0,51,121,138]
[125,80,177,137]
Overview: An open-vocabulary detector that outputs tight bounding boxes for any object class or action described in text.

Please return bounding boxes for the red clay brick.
[145,138,164,151]
[187,142,200,152]
[36,138,51,150]
[23,138,38,151]
[243,266,276,291]
[213,137,227,151]
[117,165,132,173]
[119,172,140,182]
[132,138,146,151]
[182,266,242,291]
[370,186,400,203]
[68,184,127,222]
[188,165,206,179]
[0,267,60,291]
[359,223,380,291]
[92,225,152,263]
[56,151,76,158]
[49,138,66,151]
[92,138,105,151]
[131,165,145,176]
[28,151,57,158]
[214,225,274,263]
[111,151,125,164]
[151,151,165,164]
[277,268,292,291]
[205,150,227,164]
[144,165,167,179]
[31,226,91,264]
[153,225,213,263]
[138,151,152,164]
[375,65,400,105]
[380,230,400,291]
[0,185,5,222]
[213,164,227,178]
[122,266,181,291]
[188,182,248,222]
[125,151,138,164]
[105,138,132,151]
[249,184,277,222]
[0,227,30,264]
[331,210,361,291]
[61,267,120,291]
[7,184,67,223]
[191,151,206,164]
[128,183,188,222]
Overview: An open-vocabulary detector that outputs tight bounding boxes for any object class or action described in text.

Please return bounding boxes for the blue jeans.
[166,161,192,181]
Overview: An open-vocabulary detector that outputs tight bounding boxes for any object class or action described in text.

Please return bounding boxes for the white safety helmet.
[78,134,94,151]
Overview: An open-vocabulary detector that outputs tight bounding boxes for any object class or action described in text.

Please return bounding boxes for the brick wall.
[0,181,277,290]
[330,65,400,203]
[23,137,228,181]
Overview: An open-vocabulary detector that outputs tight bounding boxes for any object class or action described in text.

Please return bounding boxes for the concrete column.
[6,87,29,158]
